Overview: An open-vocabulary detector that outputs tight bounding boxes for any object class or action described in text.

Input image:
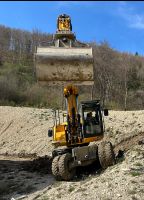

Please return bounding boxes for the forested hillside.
[0,25,143,110]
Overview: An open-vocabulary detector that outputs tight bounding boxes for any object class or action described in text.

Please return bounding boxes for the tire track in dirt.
[114,132,144,154]
[0,120,13,135]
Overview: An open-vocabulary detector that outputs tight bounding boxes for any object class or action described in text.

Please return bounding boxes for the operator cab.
[79,100,105,138]
[57,14,72,32]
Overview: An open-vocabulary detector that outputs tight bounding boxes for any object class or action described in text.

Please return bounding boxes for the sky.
[0,1,144,55]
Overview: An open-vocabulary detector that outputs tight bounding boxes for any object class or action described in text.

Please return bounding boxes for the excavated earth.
[0,106,144,200]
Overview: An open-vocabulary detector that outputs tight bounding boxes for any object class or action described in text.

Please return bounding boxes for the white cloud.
[117,2,144,30]
[129,14,144,29]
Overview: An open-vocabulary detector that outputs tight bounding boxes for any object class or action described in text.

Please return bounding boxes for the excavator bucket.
[35,47,94,86]
[34,14,94,86]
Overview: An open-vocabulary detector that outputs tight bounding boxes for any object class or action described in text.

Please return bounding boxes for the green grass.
[40,196,49,200]
[68,186,75,193]
[139,189,144,193]
[134,162,143,167]
[56,193,61,198]
[131,180,137,184]
[76,187,85,193]
[128,189,137,195]
[130,171,141,177]
[131,196,138,200]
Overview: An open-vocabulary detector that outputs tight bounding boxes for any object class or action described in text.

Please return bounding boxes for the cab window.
[83,109,102,137]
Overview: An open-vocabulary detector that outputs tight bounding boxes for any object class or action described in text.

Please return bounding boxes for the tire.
[98,141,115,169]
[52,156,62,180]
[59,153,76,181]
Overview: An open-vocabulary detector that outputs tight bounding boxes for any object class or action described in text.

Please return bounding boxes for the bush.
[24,83,62,108]
[0,75,19,101]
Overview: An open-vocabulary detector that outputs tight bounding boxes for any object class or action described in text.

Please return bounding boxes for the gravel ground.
[0,106,55,157]
[35,144,144,200]
[0,106,144,200]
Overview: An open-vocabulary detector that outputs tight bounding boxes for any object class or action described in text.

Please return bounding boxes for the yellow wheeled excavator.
[35,14,116,181]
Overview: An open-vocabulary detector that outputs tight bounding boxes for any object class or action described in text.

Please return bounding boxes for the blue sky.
[0,1,144,55]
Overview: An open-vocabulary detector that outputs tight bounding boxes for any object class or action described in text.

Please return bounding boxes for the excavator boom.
[64,85,78,119]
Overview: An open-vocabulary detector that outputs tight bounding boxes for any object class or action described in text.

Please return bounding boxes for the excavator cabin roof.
[80,100,101,110]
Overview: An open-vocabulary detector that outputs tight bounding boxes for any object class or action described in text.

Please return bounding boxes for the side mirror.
[48,129,53,137]
[104,109,109,116]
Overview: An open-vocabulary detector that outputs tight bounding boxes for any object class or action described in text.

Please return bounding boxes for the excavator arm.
[64,85,82,144]
[64,84,78,119]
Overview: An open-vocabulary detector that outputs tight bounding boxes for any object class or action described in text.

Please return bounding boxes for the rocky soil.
[0,106,144,200]
[34,144,144,200]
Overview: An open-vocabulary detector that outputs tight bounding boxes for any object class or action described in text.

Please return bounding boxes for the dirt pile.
[0,106,55,156]
[23,155,52,174]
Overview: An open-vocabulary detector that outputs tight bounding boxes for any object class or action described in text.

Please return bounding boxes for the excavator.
[35,14,115,181]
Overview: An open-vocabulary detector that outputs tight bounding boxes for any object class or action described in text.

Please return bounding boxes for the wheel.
[52,156,62,180]
[98,141,115,169]
[58,153,76,181]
